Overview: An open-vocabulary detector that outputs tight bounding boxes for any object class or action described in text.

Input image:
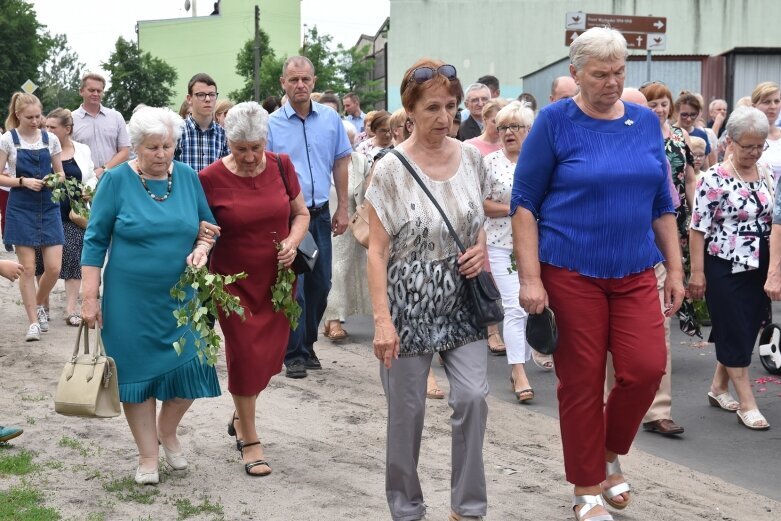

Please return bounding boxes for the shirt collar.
[77,104,106,118]
[186,114,218,133]
[282,100,320,120]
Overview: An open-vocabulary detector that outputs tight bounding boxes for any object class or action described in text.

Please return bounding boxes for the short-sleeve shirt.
[483,149,514,249]
[364,143,489,357]
[267,101,353,207]
[72,104,130,168]
[691,162,774,273]
[760,136,781,178]
[0,130,62,176]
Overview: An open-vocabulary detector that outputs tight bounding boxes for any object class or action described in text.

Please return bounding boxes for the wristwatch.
[18,177,23,186]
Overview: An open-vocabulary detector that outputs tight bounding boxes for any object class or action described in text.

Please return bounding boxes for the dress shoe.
[643,418,684,436]
[304,355,322,370]
[134,466,159,485]
[160,442,188,470]
[285,360,307,379]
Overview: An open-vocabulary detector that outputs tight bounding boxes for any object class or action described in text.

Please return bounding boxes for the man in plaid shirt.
[174,73,229,172]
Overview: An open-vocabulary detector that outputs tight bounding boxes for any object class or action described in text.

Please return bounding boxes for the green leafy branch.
[271,242,302,330]
[43,174,94,219]
[508,252,518,274]
[170,266,247,366]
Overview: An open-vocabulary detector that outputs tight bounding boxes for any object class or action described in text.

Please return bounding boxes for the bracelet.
[18,177,23,186]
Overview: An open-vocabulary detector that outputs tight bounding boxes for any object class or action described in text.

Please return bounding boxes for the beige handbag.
[54,323,120,418]
[349,204,370,248]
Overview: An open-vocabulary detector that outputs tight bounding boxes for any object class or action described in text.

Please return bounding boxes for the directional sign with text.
[565,11,667,51]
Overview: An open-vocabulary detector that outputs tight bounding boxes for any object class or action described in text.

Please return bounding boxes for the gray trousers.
[380,340,489,521]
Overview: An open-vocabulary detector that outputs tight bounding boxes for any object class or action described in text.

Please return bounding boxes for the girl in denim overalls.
[0,93,65,341]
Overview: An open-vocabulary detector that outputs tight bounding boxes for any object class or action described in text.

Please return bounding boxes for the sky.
[28,0,390,76]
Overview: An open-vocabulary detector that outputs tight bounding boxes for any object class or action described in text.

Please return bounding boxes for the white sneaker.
[36,305,49,332]
[25,323,41,342]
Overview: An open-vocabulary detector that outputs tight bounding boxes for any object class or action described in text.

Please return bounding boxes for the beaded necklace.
[138,170,173,202]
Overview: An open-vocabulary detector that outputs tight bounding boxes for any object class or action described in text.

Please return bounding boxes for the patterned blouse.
[365,143,489,356]
[483,149,515,249]
[666,125,694,207]
[690,162,774,273]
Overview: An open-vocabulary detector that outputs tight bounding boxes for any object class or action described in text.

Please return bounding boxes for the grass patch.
[0,486,60,520]
[85,513,107,521]
[25,416,36,425]
[175,497,224,520]
[0,448,37,475]
[102,476,160,505]
[20,394,48,402]
[58,436,89,457]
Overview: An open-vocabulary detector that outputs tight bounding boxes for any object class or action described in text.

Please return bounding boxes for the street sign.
[21,79,38,94]
[565,12,667,51]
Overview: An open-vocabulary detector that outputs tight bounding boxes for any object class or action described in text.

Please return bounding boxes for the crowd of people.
[2,24,781,521]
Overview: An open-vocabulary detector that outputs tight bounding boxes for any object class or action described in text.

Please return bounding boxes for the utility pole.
[253,5,260,102]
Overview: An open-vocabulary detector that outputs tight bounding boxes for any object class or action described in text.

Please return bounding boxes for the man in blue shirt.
[343,92,365,134]
[268,56,352,379]
[174,73,229,172]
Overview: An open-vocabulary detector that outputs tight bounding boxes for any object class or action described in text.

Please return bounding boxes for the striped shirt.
[174,115,229,172]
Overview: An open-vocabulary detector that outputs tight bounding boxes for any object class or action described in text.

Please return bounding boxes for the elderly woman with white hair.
[199,101,309,476]
[81,106,221,485]
[511,27,684,520]
[690,106,774,431]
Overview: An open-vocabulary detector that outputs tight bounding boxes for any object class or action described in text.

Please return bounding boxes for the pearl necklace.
[726,156,760,192]
[138,171,173,202]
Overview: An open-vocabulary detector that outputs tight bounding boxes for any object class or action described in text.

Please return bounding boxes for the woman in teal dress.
[81,107,221,485]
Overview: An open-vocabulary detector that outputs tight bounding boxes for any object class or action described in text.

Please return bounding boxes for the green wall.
[137,0,299,108]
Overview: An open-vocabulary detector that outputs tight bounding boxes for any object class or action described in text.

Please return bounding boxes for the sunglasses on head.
[408,65,458,84]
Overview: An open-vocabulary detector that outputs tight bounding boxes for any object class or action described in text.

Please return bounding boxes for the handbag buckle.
[103,365,112,388]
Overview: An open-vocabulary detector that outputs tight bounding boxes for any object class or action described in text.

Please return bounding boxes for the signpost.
[21,79,38,94]
[565,11,668,81]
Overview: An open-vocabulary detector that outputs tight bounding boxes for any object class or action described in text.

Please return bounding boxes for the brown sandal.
[325,321,348,341]
[487,331,506,355]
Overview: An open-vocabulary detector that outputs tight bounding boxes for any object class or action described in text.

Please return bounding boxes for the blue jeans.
[285,209,332,365]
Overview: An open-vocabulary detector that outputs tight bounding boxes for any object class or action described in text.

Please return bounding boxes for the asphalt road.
[341,305,781,503]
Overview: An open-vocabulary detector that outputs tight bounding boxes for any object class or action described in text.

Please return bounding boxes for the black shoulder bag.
[274,154,319,274]
[389,149,504,327]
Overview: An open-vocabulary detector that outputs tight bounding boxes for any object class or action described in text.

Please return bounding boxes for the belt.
[308,202,329,215]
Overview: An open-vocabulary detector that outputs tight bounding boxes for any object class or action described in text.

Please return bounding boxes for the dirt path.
[0,266,778,520]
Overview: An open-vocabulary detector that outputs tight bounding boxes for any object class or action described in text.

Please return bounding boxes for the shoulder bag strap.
[389,149,466,254]
[274,153,291,199]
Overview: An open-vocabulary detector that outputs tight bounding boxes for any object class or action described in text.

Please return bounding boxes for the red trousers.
[542,265,666,486]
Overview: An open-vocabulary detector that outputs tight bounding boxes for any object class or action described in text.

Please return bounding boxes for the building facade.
[137,0,299,107]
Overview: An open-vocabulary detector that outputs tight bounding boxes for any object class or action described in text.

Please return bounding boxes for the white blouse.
[483,149,515,249]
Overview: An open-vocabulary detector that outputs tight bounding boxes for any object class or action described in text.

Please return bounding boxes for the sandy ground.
[1,269,779,521]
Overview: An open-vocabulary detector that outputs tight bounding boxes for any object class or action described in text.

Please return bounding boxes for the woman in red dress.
[199,102,309,476]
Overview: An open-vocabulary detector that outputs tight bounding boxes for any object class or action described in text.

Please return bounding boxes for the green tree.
[103,37,177,120]
[0,0,51,114]
[339,44,384,109]
[38,32,85,111]
[229,29,285,103]
[300,26,342,93]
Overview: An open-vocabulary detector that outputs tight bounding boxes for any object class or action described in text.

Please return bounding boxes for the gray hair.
[495,100,535,128]
[725,106,769,141]
[569,27,628,72]
[224,101,269,143]
[128,107,184,149]
[709,98,727,112]
[282,55,315,77]
[464,83,489,100]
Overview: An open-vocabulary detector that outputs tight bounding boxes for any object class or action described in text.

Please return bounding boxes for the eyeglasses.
[193,92,218,100]
[692,153,706,160]
[375,128,392,135]
[497,124,528,133]
[408,65,458,84]
[678,111,698,119]
[733,140,769,152]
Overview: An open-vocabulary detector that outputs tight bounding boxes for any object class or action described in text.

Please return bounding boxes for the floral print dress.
[666,125,694,256]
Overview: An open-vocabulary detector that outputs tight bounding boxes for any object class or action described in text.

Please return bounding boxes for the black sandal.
[227,413,243,451]
[240,441,272,477]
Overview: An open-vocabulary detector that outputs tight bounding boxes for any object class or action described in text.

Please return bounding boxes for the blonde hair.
[481,99,507,121]
[46,108,74,135]
[751,81,780,106]
[570,27,628,72]
[389,108,407,130]
[5,92,41,130]
[80,72,106,89]
[689,136,707,154]
[215,99,234,119]
[496,100,535,128]
[310,92,323,102]
[736,96,753,108]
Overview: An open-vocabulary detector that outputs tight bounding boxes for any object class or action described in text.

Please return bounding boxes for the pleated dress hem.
[119,355,221,403]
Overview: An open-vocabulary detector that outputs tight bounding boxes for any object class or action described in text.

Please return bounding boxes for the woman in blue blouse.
[81,107,221,485]
[691,106,773,431]
[511,28,684,521]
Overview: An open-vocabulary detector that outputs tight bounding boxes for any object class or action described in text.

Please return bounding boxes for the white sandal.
[737,409,770,430]
[602,458,631,510]
[707,391,739,411]
[572,494,613,521]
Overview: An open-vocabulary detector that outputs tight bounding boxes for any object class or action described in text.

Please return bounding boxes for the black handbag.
[389,149,504,327]
[526,306,558,355]
[275,154,319,274]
